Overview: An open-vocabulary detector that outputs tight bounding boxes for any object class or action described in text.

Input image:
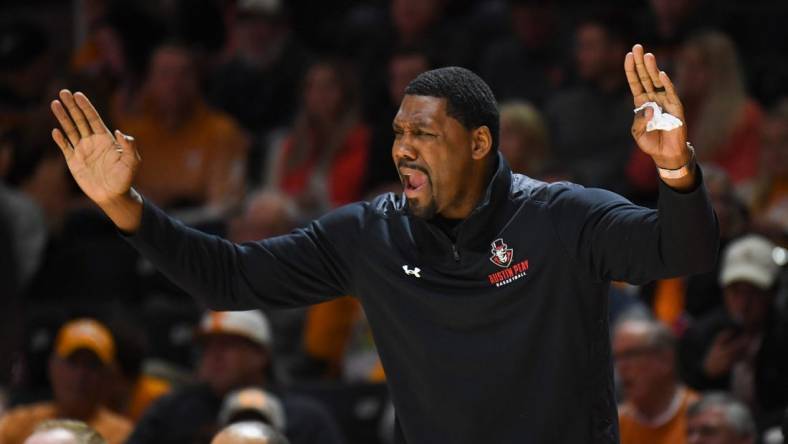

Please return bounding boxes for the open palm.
[50,90,140,205]
[625,44,689,169]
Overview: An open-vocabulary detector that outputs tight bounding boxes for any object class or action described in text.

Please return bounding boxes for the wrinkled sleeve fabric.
[124,199,366,310]
[545,169,719,285]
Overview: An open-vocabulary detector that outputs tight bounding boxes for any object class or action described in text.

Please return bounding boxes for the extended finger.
[50,100,80,147]
[632,45,656,96]
[74,92,109,135]
[59,89,92,138]
[52,128,73,160]
[659,71,680,106]
[644,53,663,90]
[624,52,645,99]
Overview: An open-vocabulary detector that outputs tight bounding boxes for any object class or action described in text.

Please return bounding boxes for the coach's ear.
[471,126,492,160]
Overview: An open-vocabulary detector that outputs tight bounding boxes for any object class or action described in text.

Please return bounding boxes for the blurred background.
[1,0,787,443]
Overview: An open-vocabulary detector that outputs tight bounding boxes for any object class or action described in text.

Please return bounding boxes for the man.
[24,419,106,444]
[546,11,635,191]
[680,234,788,417]
[114,43,248,210]
[50,44,718,443]
[212,421,289,444]
[127,310,344,444]
[614,316,698,444]
[0,319,132,444]
[686,393,756,444]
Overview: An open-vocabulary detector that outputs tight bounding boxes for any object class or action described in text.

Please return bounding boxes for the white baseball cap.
[218,386,286,430]
[720,234,780,290]
[198,310,273,349]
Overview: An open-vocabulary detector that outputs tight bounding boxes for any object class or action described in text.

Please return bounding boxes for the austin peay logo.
[487,238,529,287]
[489,238,514,268]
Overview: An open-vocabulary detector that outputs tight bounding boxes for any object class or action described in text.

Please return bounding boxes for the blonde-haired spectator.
[499,101,550,177]
[676,31,763,185]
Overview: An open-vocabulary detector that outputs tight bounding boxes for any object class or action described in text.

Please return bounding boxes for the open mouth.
[400,167,429,197]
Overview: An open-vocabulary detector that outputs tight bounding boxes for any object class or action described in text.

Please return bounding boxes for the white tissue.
[633,101,683,132]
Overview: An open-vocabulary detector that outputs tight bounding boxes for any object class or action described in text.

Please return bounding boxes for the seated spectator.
[267,60,369,216]
[212,421,289,444]
[228,189,301,243]
[218,387,285,430]
[24,419,106,444]
[116,43,249,210]
[128,310,344,444]
[0,21,51,133]
[209,0,310,135]
[614,316,698,444]
[103,323,170,423]
[545,10,634,192]
[686,392,756,444]
[0,319,132,444]
[675,31,763,185]
[748,98,788,236]
[480,0,568,106]
[498,101,550,177]
[680,235,788,420]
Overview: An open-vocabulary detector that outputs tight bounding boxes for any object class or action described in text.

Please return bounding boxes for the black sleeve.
[124,199,367,310]
[545,169,719,284]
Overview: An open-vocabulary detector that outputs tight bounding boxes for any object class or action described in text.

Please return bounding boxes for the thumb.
[631,106,653,139]
[114,130,141,161]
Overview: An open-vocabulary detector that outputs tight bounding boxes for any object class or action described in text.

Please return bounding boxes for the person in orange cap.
[0,318,132,444]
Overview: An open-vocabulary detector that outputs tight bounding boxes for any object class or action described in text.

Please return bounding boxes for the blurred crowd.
[1,0,787,443]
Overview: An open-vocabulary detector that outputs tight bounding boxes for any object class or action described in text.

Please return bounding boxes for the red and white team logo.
[489,238,514,268]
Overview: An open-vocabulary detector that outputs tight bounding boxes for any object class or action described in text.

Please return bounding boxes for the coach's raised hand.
[51,90,143,232]
[625,44,696,191]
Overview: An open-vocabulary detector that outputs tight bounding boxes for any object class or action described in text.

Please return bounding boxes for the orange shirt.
[618,387,698,444]
[116,101,248,208]
[126,375,171,422]
[0,402,132,444]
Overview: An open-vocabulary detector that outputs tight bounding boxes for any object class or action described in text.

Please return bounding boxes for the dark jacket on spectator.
[679,307,788,418]
[126,384,344,444]
[124,154,718,444]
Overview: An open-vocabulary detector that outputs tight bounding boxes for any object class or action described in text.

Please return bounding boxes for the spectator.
[748,98,788,236]
[212,421,289,444]
[267,60,370,216]
[116,43,249,210]
[218,387,285,430]
[209,0,310,135]
[128,310,345,444]
[498,101,550,177]
[0,319,132,444]
[686,393,756,444]
[637,0,711,72]
[0,21,51,133]
[545,11,634,192]
[614,316,698,444]
[24,419,106,444]
[227,189,300,243]
[675,31,763,185]
[680,235,788,419]
[103,322,170,423]
[365,47,431,192]
[480,0,568,106]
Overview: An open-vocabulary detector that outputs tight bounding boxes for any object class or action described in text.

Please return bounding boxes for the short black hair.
[404,67,499,153]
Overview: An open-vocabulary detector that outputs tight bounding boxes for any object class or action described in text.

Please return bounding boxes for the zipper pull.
[451,244,460,262]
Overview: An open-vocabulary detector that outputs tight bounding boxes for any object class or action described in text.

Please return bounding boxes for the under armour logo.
[402,265,421,278]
